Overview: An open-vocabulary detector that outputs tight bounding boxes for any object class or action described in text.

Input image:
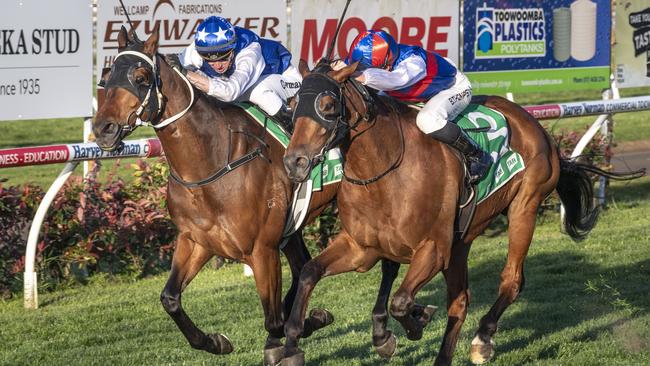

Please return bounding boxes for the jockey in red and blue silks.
[179,16,300,130]
[344,30,491,182]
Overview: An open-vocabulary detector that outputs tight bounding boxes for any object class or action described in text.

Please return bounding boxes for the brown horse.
[92,27,348,365]
[281,61,642,365]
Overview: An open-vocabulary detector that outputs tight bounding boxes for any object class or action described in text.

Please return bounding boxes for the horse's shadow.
[299,249,649,365]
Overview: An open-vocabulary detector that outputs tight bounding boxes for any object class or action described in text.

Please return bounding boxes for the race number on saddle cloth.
[344,30,492,183]
[179,16,300,130]
[408,102,526,203]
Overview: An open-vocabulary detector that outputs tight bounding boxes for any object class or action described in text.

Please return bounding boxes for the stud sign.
[291,0,460,67]
[0,0,93,121]
[463,0,611,94]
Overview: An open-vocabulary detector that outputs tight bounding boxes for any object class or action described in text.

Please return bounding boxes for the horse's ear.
[331,61,359,83]
[117,26,129,51]
[298,59,311,78]
[143,23,160,56]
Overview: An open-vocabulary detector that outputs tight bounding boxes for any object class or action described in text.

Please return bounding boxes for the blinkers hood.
[293,73,345,131]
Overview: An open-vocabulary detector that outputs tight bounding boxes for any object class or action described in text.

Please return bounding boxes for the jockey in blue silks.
[343,30,492,182]
[180,16,300,130]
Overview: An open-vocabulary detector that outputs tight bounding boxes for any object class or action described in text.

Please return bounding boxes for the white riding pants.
[240,65,302,115]
[415,72,473,134]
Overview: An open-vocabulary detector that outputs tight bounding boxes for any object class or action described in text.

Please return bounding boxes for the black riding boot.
[427,122,492,183]
[272,104,294,134]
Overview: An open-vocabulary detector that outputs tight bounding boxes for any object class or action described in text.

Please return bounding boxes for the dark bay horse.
[93,27,345,365]
[281,61,642,365]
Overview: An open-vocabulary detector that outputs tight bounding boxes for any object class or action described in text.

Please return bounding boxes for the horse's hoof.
[302,308,335,338]
[204,333,233,355]
[281,348,305,366]
[309,308,334,328]
[413,304,438,326]
[405,326,423,341]
[470,338,495,365]
[374,331,397,359]
[264,345,285,366]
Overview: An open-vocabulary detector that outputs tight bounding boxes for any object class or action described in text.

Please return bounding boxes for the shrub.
[0,158,176,299]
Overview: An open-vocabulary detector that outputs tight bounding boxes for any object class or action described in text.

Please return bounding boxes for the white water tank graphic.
[570,0,597,61]
[553,7,571,62]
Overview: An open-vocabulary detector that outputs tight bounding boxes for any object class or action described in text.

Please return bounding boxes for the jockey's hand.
[330,60,347,71]
[186,71,210,93]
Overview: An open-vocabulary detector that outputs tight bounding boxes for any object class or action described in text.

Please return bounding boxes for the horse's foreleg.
[435,242,471,366]
[160,233,232,355]
[281,233,334,340]
[471,199,539,365]
[282,231,366,366]
[391,239,447,341]
[372,259,400,359]
[250,245,286,366]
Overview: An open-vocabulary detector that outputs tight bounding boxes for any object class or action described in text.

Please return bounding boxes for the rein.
[298,70,404,185]
[107,48,268,189]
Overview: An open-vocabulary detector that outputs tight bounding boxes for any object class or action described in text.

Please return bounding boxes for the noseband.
[103,49,194,138]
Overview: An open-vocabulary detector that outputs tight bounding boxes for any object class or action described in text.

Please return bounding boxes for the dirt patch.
[613,321,650,354]
[613,140,650,154]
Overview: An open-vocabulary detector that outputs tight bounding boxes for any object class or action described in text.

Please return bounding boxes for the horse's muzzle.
[93,120,123,152]
[283,153,311,183]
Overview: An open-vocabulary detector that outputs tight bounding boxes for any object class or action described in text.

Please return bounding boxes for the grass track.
[1,177,649,365]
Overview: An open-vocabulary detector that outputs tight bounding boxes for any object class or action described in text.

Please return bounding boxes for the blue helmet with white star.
[194,16,237,59]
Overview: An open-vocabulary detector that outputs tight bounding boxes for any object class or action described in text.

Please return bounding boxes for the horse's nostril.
[102,122,117,135]
[296,156,309,170]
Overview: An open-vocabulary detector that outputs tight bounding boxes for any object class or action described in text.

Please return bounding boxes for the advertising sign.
[0,0,93,121]
[97,0,287,77]
[614,1,650,88]
[290,0,460,67]
[463,0,611,94]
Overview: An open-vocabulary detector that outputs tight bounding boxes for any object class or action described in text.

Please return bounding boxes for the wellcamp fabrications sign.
[97,0,287,78]
[290,0,460,67]
[0,0,93,121]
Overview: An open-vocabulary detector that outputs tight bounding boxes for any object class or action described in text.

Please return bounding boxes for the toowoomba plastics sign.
[463,0,611,94]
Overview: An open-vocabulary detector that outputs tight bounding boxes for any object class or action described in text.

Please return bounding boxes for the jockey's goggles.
[199,49,234,62]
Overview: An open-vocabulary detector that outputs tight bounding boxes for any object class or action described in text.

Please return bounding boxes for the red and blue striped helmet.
[194,16,237,58]
[347,30,399,69]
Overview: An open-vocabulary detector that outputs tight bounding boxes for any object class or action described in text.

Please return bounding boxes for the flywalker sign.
[0,0,93,121]
[97,0,287,78]
[464,0,611,94]
[614,1,650,88]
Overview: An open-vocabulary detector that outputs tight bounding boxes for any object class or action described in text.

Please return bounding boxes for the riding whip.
[325,0,352,62]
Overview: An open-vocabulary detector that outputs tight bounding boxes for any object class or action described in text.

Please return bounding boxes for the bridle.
[101,46,268,189]
[293,67,405,185]
[102,48,194,140]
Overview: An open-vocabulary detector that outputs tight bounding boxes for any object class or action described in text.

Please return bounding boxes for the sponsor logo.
[0,153,20,167]
[495,165,504,181]
[506,154,518,170]
[0,29,80,55]
[71,143,142,160]
[280,80,301,89]
[334,164,343,177]
[475,3,545,59]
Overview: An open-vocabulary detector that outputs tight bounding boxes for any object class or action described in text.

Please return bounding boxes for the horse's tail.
[557,159,645,241]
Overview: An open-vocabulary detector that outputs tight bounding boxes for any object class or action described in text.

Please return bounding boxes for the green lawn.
[1,88,650,187]
[1,177,649,365]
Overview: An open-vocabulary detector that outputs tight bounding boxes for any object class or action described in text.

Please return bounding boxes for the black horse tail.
[556,158,645,241]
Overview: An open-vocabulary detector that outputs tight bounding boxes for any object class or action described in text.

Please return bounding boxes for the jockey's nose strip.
[283,153,310,182]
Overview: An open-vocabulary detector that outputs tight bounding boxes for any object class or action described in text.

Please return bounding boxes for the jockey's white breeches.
[415,72,473,134]
[240,65,302,115]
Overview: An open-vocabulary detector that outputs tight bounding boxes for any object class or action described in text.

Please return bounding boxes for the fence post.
[24,162,79,309]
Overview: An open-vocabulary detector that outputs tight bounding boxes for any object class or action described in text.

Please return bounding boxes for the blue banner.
[463,0,611,93]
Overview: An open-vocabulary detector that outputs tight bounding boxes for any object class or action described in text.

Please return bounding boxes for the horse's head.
[283,59,371,182]
[93,25,163,151]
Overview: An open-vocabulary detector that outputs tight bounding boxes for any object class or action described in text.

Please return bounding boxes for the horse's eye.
[135,75,145,84]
